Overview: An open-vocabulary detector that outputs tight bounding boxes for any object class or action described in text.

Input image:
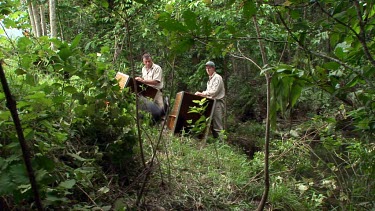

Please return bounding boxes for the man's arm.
[135,77,160,86]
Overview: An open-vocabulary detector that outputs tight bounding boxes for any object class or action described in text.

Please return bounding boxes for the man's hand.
[195,91,204,97]
[135,77,144,83]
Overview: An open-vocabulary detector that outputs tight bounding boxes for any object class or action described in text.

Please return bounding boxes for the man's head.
[205,61,215,67]
[205,61,216,76]
[142,53,153,69]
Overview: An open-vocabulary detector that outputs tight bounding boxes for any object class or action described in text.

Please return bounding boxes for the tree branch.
[352,0,375,66]
[253,15,271,211]
[0,63,43,211]
[276,8,373,88]
[317,1,375,66]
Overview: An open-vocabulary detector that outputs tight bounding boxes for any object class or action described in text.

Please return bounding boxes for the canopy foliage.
[0,0,374,210]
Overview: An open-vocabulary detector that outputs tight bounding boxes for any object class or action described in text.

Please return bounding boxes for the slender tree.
[31,1,42,37]
[254,14,271,210]
[0,63,43,211]
[39,4,47,36]
[49,0,57,38]
[25,0,36,35]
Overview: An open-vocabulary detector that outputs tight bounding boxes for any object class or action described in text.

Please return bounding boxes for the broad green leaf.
[58,47,72,61]
[52,82,62,88]
[101,206,112,211]
[64,86,78,94]
[165,3,173,13]
[290,84,302,107]
[334,47,345,59]
[334,41,350,59]
[3,18,16,28]
[0,157,7,170]
[52,63,64,71]
[23,128,34,141]
[70,33,82,49]
[17,37,33,52]
[26,91,45,100]
[183,10,198,30]
[10,164,29,184]
[55,132,68,143]
[290,129,299,137]
[225,0,236,7]
[98,186,110,194]
[172,38,194,53]
[333,11,347,20]
[159,18,188,33]
[201,16,213,36]
[45,194,68,202]
[50,38,63,48]
[34,155,55,171]
[95,92,107,100]
[330,33,340,46]
[72,92,86,104]
[19,56,32,69]
[243,0,257,19]
[298,32,306,45]
[0,111,7,120]
[87,104,96,116]
[363,66,375,78]
[292,21,309,31]
[0,172,17,195]
[15,68,27,75]
[290,10,300,19]
[52,96,65,104]
[85,41,94,51]
[344,76,359,88]
[100,0,109,8]
[133,0,146,4]
[59,179,76,189]
[323,62,340,70]
[67,152,91,162]
[1,8,12,16]
[63,65,75,73]
[35,169,48,182]
[101,46,110,54]
[25,73,37,86]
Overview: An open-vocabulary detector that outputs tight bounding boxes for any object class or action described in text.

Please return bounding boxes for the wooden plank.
[167,91,216,139]
[115,72,158,99]
[115,72,130,89]
[167,91,183,130]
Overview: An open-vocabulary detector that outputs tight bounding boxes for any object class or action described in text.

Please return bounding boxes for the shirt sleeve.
[203,77,221,98]
[152,66,162,82]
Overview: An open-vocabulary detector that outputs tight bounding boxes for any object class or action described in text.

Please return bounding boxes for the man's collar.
[209,72,216,79]
[146,63,154,71]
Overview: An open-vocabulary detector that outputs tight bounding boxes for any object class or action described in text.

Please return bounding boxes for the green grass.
[131,132,260,210]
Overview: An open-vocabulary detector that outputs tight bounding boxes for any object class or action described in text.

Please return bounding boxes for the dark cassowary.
[138,95,169,123]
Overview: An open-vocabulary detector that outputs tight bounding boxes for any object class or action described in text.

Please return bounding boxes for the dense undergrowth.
[1,76,374,210]
[0,32,373,210]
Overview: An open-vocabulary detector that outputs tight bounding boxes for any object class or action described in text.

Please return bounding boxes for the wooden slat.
[167,91,215,139]
[167,92,183,130]
[115,72,130,89]
[115,72,158,99]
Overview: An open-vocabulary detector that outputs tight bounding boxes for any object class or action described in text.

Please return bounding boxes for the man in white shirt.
[135,53,164,110]
[195,61,225,138]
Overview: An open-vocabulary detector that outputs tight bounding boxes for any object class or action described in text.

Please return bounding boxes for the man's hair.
[142,53,152,60]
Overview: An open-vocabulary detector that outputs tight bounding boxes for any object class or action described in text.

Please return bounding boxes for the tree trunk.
[253,15,271,211]
[26,0,36,36]
[31,1,42,37]
[0,64,44,211]
[49,0,57,38]
[39,5,47,36]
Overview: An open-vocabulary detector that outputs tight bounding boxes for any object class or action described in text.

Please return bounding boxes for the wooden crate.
[167,91,216,139]
[115,72,158,99]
